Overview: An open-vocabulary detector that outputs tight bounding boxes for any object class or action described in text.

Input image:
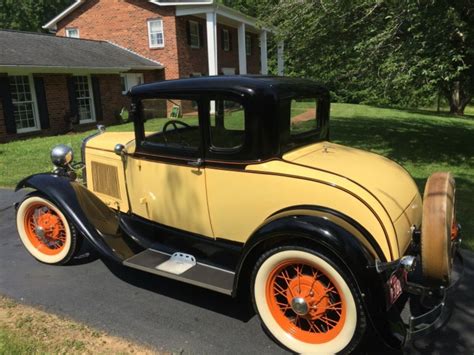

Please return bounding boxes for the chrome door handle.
[187,158,203,167]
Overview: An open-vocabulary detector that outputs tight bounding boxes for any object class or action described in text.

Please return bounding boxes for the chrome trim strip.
[81,125,106,186]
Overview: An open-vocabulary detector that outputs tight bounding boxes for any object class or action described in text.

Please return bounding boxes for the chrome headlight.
[51,144,74,167]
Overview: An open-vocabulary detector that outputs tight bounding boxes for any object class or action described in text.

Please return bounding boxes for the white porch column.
[238,23,247,75]
[277,41,284,76]
[206,11,218,76]
[259,30,268,75]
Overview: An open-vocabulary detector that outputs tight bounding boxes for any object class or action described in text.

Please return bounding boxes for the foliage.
[0,0,73,32]
[261,0,474,113]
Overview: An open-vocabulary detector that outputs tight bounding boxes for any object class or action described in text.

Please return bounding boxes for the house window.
[148,19,164,48]
[222,29,230,51]
[245,34,251,56]
[65,28,79,38]
[74,75,95,123]
[189,20,200,48]
[9,75,40,133]
[121,73,144,94]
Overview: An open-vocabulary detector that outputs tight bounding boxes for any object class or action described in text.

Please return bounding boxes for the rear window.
[290,98,319,136]
[280,97,325,153]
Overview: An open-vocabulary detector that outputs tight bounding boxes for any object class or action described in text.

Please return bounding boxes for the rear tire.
[16,194,80,265]
[251,246,366,354]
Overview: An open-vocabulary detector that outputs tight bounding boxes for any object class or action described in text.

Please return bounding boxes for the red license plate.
[387,269,407,307]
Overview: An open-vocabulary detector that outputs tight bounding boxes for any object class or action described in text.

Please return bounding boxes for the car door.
[126,96,213,237]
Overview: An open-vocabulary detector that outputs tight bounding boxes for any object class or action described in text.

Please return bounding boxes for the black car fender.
[234,206,404,349]
[16,173,129,262]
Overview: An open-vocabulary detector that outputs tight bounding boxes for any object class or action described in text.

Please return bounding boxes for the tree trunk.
[447,81,471,115]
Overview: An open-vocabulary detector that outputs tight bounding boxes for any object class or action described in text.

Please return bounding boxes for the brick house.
[0,0,284,141]
[43,0,284,80]
[0,30,162,142]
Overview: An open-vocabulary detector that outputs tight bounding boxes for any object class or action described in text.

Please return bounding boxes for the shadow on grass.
[331,115,474,166]
[403,108,474,120]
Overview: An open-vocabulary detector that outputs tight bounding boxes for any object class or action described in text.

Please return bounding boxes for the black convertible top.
[129,75,329,99]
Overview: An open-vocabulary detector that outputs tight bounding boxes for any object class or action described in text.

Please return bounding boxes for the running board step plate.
[123,249,234,295]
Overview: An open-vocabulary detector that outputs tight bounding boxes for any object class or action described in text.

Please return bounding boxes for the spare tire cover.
[421,172,455,287]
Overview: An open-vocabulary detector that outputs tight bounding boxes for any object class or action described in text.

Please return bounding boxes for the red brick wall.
[144,70,165,83]
[56,0,262,78]
[95,74,129,122]
[0,73,140,142]
[56,0,180,80]
[216,24,239,74]
[176,16,209,77]
[246,32,261,74]
[41,74,70,133]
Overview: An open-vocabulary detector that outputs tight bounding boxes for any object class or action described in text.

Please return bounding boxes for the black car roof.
[129,75,329,99]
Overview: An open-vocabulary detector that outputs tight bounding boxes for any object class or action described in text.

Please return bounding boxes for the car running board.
[123,249,235,295]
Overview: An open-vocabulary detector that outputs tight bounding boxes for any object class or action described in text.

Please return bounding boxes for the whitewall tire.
[16,194,79,265]
[252,246,366,354]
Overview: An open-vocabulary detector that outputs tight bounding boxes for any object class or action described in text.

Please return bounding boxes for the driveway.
[0,188,472,354]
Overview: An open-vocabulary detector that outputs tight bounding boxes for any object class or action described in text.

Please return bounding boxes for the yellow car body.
[16,76,460,353]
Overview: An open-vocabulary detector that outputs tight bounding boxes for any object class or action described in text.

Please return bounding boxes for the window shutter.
[91,76,103,121]
[229,32,233,51]
[221,29,225,50]
[66,76,79,124]
[199,23,204,48]
[186,20,191,46]
[0,76,16,134]
[33,77,50,129]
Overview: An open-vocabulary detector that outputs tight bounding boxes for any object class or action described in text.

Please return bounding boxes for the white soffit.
[43,0,85,30]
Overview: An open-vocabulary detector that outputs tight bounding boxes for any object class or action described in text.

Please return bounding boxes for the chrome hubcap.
[291,297,309,316]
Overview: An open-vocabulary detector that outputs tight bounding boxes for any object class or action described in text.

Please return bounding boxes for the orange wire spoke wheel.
[23,203,67,256]
[266,260,346,344]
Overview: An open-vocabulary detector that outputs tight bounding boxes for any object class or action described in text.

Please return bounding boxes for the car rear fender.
[16,173,130,262]
[235,206,404,349]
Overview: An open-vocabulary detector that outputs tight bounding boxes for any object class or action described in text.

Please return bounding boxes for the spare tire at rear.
[421,172,456,287]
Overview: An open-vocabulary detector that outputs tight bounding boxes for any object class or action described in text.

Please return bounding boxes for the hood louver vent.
[91,161,121,199]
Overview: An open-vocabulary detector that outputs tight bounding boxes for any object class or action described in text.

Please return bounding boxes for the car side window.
[140,98,201,151]
[209,99,245,151]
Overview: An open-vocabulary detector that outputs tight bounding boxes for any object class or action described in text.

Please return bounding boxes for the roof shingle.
[0,30,162,71]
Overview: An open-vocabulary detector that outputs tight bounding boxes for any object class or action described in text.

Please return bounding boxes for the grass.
[0,296,156,354]
[0,103,472,248]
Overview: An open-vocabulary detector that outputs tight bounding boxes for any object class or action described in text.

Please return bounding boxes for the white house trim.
[43,0,85,30]
[149,1,213,5]
[175,4,267,31]
[237,23,247,75]
[206,11,218,76]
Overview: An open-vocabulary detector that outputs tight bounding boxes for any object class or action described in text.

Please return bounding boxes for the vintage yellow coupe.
[15,76,461,353]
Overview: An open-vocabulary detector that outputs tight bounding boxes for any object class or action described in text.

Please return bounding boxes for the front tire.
[16,194,79,265]
[252,246,366,354]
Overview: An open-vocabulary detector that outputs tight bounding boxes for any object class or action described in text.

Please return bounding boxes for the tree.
[0,0,73,33]
[262,0,474,114]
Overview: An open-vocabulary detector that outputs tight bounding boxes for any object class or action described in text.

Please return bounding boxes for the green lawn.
[0,103,472,248]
